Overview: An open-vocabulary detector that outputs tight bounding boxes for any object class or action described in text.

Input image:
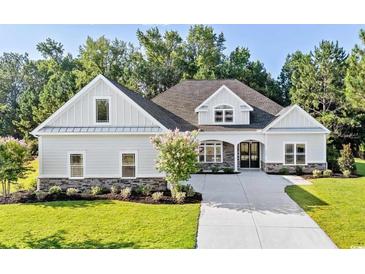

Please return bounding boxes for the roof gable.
[31,75,169,135]
[195,85,253,112]
[263,105,330,133]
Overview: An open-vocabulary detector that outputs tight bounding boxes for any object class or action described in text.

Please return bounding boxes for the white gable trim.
[263,104,330,133]
[194,85,253,112]
[31,75,168,136]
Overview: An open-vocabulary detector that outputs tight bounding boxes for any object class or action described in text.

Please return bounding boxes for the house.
[31,75,329,191]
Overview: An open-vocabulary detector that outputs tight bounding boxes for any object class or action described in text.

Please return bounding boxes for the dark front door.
[240,142,260,168]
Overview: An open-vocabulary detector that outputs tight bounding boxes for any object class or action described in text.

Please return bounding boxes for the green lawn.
[0,200,200,249]
[286,159,365,248]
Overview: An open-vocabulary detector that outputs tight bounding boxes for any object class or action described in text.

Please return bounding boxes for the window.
[95,97,110,123]
[121,152,136,178]
[214,105,234,123]
[198,142,223,163]
[69,153,84,178]
[284,143,306,165]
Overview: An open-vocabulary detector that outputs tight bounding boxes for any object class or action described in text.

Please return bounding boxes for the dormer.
[195,85,253,125]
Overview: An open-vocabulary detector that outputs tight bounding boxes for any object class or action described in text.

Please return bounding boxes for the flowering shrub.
[0,137,31,197]
[150,129,199,192]
[49,186,62,194]
[121,187,132,199]
[66,188,79,196]
[312,169,322,178]
[152,192,163,202]
[174,192,186,204]
[91,186,103,195]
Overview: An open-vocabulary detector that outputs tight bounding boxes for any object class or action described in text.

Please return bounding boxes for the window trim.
[283,142,307,165]
[199,141,223,163]
[67,151,85,179]
[94,96,111,125]
[120,150,138,179]
[213,104,235,124]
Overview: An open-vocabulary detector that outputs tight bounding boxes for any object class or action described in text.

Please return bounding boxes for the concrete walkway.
[188,172,336,249]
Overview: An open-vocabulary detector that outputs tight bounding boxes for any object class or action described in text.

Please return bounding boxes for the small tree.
[338,143,356,173]
[0,137,31,197]
[150,129,199,192]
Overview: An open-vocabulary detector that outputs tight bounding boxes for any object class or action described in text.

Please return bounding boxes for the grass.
[0,200,200,249]
[286,159,365,248]
[12,158,38,192]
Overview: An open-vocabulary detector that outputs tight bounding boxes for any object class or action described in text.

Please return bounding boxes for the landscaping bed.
[0,189,202,205]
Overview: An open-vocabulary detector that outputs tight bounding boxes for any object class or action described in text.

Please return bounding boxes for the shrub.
[211,166,220,173]
[133,185,143,195]
[295,166,303,175]
[278,167,289,175]
[66,188,78,196]
[152,192,163,202]
[34,190,47,201]
[338,144,356,173]
[327,144,340,172]
[121,187,132,199]
[343,170,351,178]
[91,186,103,195]
[323,169,333,177]
[174,192,186,204]
[110,184,121,194]
[141,184,153,196]
[223,167,234,174]
[312,169,322,178]
[49,185,62,194]
[181,184,195,197]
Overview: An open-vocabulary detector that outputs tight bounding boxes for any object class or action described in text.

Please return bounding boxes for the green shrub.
[152,192,163,202]
[312,169,322,178]
[91,186,103,195]
[181,184,195,197]
[34,190,47,201]
[110,184,121,194]
[278,167,289,175]
[141,184,153,196]
[338,144,356,173]
[66,188,78,196]
[295,166,303,175]
[223,167,234,173]
[121,187,132,199]
[323,169,333,177]
[211,166,220,173]
[49,185,62,194]
[174,192,186,204]
[327,144,340,172]
[343,170,351,178]
[133,185,143,195]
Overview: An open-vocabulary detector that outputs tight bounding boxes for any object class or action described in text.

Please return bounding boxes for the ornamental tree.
[338,143,356,174]
[150,129,199,191]
[0,137,31,197]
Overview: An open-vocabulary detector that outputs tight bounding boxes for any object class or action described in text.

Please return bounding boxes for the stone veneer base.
[263,162,327,174]
[38,177,167,192]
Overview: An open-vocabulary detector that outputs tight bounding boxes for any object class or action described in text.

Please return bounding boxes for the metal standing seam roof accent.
[38,127,163,133]
[266,127,326,132]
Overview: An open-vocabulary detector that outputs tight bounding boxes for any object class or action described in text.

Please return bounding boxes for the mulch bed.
[195,172,240,175]
[301,173,358,180]
[0,190,202,205]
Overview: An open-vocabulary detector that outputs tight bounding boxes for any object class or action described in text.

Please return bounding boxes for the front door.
[240,142,260,168]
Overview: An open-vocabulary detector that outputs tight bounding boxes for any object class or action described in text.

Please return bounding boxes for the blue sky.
[0,24,364,78]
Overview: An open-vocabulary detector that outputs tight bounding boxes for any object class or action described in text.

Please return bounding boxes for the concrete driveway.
[188,171,336,249]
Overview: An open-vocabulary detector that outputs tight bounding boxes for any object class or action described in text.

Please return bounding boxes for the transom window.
[95,97,110,124]
[199,141,223,163]
[121,152,136,178]
[69,153,84,178]
[284,143,306,165]
[214,105,234,123]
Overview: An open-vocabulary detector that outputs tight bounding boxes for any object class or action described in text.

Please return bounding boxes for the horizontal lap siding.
[265,134,326,163]
[40,135,161,178]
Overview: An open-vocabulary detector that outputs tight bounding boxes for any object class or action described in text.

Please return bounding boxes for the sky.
[0,24,364,78]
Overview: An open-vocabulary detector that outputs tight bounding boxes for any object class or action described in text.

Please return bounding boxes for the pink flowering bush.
[0,137,31,197]
[150,129,199,192]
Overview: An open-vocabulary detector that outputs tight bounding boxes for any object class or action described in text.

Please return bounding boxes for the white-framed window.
[68,152,85,179]
[199,141,223,163]
[214,105,234,123]
[284,143,306,165]
[121,151,137,178]
[94,96,111,124]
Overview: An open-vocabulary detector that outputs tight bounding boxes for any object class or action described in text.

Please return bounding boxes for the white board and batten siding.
[48,79,157,128]
[39,135,162,178]
[271,107,319,128]
[197,86,251,125]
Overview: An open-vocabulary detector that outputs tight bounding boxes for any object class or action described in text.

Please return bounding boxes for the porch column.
[234,143,238,172]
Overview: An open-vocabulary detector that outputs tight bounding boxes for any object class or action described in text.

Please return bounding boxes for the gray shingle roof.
[39,126,162,133]
[152,80,284,131]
